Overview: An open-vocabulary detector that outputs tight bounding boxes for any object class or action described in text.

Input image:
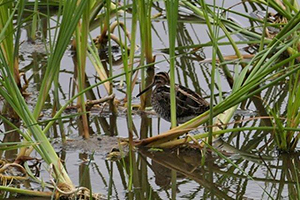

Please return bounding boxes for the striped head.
[136,72,170,97]
[153,72,170,86]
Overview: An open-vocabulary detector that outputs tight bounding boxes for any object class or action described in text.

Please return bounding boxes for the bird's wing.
[154,84,209,117]
[176,85,210,114]
[154,85,189,116]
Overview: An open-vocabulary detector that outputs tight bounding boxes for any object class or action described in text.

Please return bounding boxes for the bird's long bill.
[136,82,154,97]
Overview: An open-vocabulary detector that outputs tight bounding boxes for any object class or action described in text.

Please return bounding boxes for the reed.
[0,41,74,193]
[141,3,300,149]
[30,0,39,41]
[137,0,154,109]
[104,0,118,116]
[0,1,21,88]
[74,0,90,139]
[165,2,179,199]
[0,1,300,198]
[33,0,88,119]
[0,1,90,196]
[165,0,179,128]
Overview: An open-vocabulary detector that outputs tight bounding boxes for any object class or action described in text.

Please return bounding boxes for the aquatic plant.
[0,0,299,199]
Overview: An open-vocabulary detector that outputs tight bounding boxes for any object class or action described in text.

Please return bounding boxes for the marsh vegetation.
[0,0,300,199]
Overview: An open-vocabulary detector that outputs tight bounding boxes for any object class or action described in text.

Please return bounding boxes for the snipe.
[137,72,210,123]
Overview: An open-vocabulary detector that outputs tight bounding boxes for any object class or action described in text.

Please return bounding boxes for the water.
[0,1,299,199]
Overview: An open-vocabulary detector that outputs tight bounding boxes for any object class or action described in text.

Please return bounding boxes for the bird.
[136,72,210,123]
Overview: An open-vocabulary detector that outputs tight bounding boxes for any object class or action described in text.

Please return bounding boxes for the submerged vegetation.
[0,0,299,199]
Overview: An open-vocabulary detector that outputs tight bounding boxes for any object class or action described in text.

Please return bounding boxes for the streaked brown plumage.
[137,72,209,123]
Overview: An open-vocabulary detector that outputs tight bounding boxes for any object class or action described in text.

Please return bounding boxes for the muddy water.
[1,1,299,200]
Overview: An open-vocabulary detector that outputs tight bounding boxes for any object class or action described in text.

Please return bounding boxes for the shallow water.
[1,1,299,200]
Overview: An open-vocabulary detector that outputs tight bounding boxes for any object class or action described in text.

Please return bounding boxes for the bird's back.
[151,84,209,123]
